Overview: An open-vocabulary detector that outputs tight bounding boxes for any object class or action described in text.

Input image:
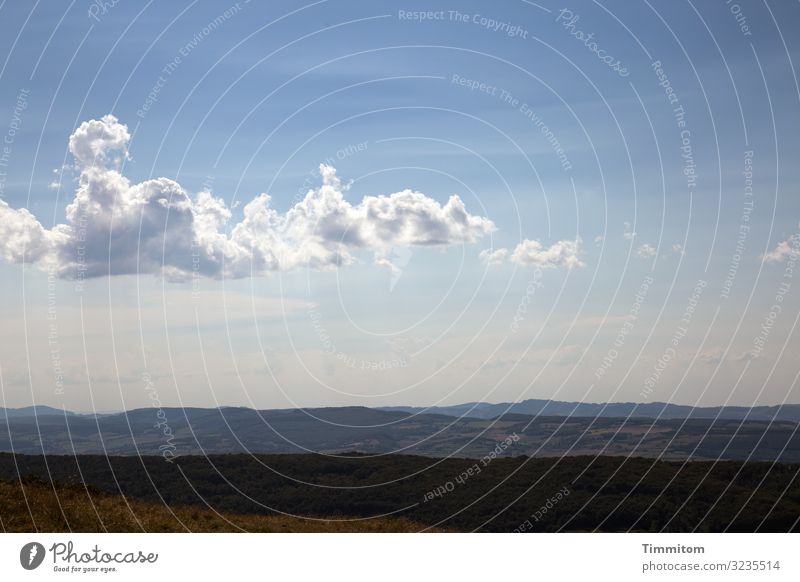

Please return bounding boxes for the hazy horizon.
[4,395,800,416]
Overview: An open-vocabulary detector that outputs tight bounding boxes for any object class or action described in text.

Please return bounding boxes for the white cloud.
[623,221,636,241]
[479,247,509,265]
[0,115,495,280]
[636,243,656,259]
[68,114,131,168]
[482,238,585,269]
[763,236,799,264]
[511,238,584,268]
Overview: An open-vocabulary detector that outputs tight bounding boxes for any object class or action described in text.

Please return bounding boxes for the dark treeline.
[1,453,798,532]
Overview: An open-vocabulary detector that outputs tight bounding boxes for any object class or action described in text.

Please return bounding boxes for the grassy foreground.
[0,478,433,533]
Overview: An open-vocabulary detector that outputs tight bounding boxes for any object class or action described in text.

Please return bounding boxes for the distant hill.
[380,399,800,422]
[1,404,798,461]
[7,399,799,422]
[0,405,73,418]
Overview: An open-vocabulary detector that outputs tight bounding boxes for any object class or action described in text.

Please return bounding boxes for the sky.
[0,0,799,412]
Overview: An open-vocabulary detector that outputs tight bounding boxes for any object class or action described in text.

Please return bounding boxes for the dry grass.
[0,479,436,533]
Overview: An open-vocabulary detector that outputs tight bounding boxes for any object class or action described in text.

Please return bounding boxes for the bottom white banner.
[0,533,796,581]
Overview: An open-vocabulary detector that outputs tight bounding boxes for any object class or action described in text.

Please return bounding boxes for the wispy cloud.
[636,243,656,259]
[763,235,799,264]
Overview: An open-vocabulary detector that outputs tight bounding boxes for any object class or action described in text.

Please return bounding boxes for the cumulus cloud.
[763,235,799,264]
[479,247,509,265]
[0,115,495,280]
[68,114,131,168]
[636,243,656,259]
[511,238,585,268]
[481,238,584,269]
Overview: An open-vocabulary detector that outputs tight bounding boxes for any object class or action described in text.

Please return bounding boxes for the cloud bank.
[0,115,495,280]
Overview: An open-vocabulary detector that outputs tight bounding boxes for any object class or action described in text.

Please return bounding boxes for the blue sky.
[0,0,799,411]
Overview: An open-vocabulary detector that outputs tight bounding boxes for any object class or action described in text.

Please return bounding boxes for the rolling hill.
[0,404,798,461]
